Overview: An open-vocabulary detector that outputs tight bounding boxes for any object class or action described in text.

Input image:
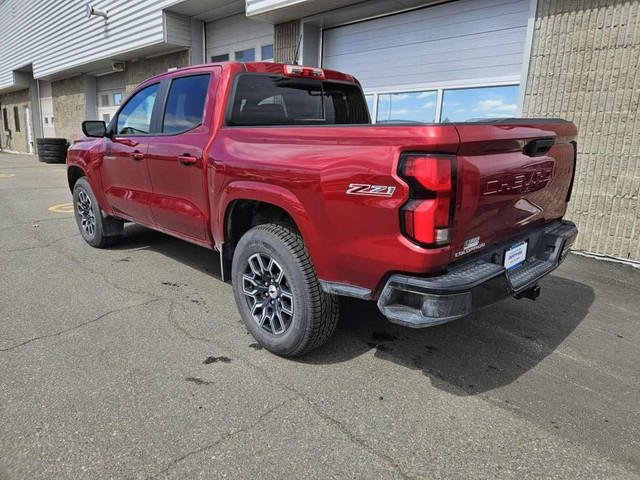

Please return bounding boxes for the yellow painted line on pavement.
[49,203,74,214]
[0,172,16,178]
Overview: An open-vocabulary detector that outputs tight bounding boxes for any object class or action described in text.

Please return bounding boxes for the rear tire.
[231,224,339,357]
[72,177,123,248]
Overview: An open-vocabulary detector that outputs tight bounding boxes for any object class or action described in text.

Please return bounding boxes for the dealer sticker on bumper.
[504,241,528,270]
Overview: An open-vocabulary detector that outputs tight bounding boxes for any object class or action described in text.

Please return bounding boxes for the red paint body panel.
[450,123,577,263]
[67,62,577,299]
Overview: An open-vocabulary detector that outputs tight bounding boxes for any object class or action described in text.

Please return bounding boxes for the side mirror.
[82,120,107,137]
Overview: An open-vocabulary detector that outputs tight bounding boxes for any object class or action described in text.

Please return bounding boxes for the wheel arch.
[67,165,86,192]
[216,181,331,281]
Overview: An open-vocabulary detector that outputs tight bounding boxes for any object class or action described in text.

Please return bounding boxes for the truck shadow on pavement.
[112,224,223,278]
[114,225,594,396]
[306,274,594,396]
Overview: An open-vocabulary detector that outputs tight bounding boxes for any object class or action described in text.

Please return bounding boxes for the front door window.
[116,84,159,135]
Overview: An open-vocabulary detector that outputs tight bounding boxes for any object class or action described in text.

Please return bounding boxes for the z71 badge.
[346,184,396,197]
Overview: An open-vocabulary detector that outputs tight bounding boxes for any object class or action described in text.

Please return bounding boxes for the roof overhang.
[165,0,245,22]
[246,0,449,25]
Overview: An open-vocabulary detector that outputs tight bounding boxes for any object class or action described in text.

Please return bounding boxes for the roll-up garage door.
[322,0,531,123]
[322,0,530,90]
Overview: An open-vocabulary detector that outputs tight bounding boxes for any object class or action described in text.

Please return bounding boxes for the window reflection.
[376,91,437,123]
[440,85,519,122]
[235,48,255,61]
[261,44,274,61]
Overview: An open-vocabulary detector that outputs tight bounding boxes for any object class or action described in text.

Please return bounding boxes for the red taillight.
[283,65,325,79]
[401,156,451,192]
[399,155,455,247]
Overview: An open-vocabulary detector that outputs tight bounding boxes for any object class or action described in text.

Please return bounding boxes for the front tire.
[231,224,339,357]
[72,177,123,248]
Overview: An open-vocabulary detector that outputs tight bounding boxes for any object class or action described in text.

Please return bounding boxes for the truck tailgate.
[450,121,577,262]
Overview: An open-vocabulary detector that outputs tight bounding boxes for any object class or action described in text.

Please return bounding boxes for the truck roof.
[140,61,360,86]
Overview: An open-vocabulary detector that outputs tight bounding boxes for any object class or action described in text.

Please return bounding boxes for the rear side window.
[162,75,210,134]
[116,84,159,135]
[228,74,369,126]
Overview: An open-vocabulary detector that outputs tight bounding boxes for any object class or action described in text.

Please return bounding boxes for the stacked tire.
[37,138,69,164]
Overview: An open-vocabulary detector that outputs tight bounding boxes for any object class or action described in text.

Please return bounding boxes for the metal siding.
[0,0,168,90]
[205,13,274,60]
[165,11,192,46]
[322,0,530,90]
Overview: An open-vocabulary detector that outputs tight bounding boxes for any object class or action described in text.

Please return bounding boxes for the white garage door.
[322,0,531,123]
[206,14,274,63]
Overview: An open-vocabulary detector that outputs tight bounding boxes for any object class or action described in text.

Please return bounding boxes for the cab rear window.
[228,74,369,126]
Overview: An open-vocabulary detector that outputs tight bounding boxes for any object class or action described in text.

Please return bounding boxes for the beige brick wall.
[51,75,85,143]
[0,89,35,153]
[523,0,640,261]
[125,50,190,94]
[274,21,301,63]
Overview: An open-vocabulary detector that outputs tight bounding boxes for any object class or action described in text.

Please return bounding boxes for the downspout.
[202,20,206,63]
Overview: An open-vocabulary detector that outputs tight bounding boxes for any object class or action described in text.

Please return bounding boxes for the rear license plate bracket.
[504,241,528,270]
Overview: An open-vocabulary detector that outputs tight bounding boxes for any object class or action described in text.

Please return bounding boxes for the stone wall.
[51,75,85,143]
[0,88,35,153]
[125,50,190,94]
[523,0,640,261]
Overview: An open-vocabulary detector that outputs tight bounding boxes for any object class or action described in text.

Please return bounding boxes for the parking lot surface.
[1,152,639,479]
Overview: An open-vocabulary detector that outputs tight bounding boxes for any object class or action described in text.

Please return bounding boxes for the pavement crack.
[0,299,161,352]
[145,398,292,479]
[0,216,75,231]
[190,338,412,479]
[166,301,212,343]
[302,399,411,479]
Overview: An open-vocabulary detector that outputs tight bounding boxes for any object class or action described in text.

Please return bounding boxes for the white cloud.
[496,104,517,111]
[390,109,410,115]
[455,108,466,113]
[417,91,436,99]
[422,101,435,109]
[391,94,410,101]
[474,99,504,110]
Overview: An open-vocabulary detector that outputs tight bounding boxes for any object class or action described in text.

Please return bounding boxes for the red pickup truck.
[67,62,578,357]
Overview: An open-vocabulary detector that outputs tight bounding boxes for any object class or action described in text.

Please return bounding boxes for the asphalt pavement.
[1,152,639,479]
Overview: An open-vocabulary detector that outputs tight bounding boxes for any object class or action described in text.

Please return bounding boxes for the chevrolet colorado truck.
[67,62,578,357]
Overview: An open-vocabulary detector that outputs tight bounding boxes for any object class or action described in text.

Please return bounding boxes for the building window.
[376,91,437,124]
[101,94,110,107]
[235,48,255,61]
[113,93,122,106]
[116,83,159,135]
[44,117,49,124]
[440,85,519,122]
[2,108,8,131]
[13,106,20,132]
[261,44,274,62]
[162,74,210,134]
[211,53,229,63]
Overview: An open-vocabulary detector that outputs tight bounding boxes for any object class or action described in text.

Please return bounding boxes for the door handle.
[130,151,144,161]
[178,155,197,166]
